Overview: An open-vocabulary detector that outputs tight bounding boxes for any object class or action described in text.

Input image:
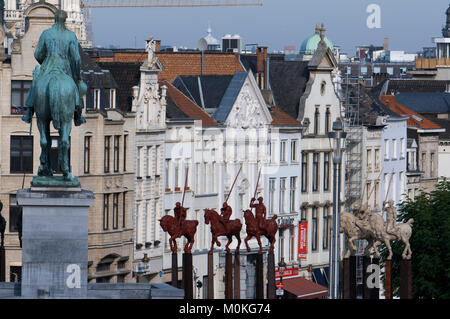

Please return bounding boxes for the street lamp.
[328,119,347,299]
[278,257,287,299]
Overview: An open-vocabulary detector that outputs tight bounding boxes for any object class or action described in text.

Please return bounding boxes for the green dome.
[299,32,334,55]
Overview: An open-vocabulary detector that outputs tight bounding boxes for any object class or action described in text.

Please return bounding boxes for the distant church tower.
[3,0,91,47]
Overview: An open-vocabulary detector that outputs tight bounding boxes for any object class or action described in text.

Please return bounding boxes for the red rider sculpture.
[250,197,266,230]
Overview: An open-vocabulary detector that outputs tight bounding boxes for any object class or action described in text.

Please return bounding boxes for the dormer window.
[320,81,326,96]
[94,89,101,109]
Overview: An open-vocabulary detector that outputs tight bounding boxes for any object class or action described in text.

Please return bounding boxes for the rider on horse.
[21,10,86,127]
[250,197,266,230]
[174,202,186,237]
[353,203,371,233]
[219,202,232,233]
[383,200,400,236]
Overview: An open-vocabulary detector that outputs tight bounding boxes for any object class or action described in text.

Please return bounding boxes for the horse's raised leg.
[256,235,263,254]
[209,236,216,254]
[235,234,241,254]
[59,122,72,179]
[244,235,252,252]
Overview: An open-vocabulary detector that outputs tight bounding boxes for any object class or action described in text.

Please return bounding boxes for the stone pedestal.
[255,254,264,299]
[267,252,275,299]
[400,260,412,299]
[171,253,178,288]
[225,252,233,299]
[207,253,214,299]
[182,253,193,299]
[385,260,392,299]
[343,256,357,299]
[16,188,94,299]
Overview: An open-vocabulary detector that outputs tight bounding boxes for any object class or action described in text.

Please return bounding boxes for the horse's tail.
[407,218,414,226]
[48,76,61,130]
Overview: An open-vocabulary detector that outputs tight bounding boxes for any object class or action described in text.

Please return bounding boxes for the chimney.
[383,38,389,51]
[155,40,161,52]
[256,46,268,90]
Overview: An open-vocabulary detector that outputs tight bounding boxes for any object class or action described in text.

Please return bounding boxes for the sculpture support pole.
[256,254,264,299]
[0,247,5,282]
[343,256,356,299]
[267,252,276,299]
[208,253,214,299]
[171,252,178,288]
[400,260,412,299]
[234,252,241,299]
[225,252,233,299]
[385,259,392,299]
[183,253,193,299]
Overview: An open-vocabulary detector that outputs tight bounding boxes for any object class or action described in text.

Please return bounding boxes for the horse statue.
[340,205,414,260]
[159,215,198,254]
[204,208,242,254]
[243,209,278,254]
[21,10,86,182]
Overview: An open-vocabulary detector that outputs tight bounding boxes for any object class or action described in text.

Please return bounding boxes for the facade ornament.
[145,36,156,66]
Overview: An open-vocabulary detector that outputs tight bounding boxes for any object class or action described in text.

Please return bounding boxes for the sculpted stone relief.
[228,84,265,129]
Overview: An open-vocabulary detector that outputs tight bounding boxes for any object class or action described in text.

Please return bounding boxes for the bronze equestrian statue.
[22,10,86,184]
[204,208,242,255]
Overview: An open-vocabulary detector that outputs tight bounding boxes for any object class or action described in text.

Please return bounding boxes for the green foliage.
[381,180,450,298]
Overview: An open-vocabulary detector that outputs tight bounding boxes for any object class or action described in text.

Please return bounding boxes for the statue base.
[16,188,94,298]
[31,175,81,190]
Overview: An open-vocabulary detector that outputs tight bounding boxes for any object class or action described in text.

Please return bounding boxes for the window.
[374,66,381,74]
[104,136,111,173]
[312,153,319,192]
[280,140,287,163]
[270,140,276,163]
[112,193,119,229]
[269,178,276,214]
[375,149,380,169]
[289,231,295,261]
[374,182,379,208]
[387,67,394,75]
[9,195,22,233]
[301,153,308,192]
[421,152,426,173]
[430,153,435,176]
[291,140,299,162]
[312,207,318,251]
[323,206,331,250]
[123,135,128,172]
[279,178,287,214]
[110,89,116,108]
[165,159,170,189]
[94,89,101,109]
[384,139,390,159]
[279,229,285,261]
[346,66,351,75]
[10,136,33,173]
[11,80,31,114]
[361,66,368,75]
[290,177,297,213]
[84,136,91,174]
[325,107,331,134]
[174,160,180,189]
[320,81,326,96]
[122,192,127,228]
[392,139,397,159]
[113,136,120,172]
[314,107,320,135]
[400,138,405,158]
[103,194,110,230]
[301,207,307,221]
[367,149,372,169]
[323,152,330,191]
[155,145,160,175]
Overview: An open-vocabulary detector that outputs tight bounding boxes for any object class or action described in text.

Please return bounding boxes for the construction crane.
[80,0,263,8]
[79,0,262,46]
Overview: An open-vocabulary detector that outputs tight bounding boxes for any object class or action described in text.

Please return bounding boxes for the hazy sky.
[91,0,449,55]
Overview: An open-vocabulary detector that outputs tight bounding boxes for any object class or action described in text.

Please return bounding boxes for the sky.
[91,0,450,56]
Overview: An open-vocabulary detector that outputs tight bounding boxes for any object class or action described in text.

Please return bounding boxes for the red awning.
[277,277,328,299]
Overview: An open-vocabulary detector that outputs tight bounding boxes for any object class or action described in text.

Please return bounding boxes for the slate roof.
[160,80,218,127]
[395,93,450,114]
[422,116,450,140]
[97,62,141,112]
[386,79,450,94]
[268,59,310,119]
[212,72,248,123]
[172,74,234,110]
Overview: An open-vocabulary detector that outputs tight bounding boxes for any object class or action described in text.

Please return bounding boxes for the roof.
[381,95,442,130]
[87,48,245,83]
[423,116,450,140]
[277,277,328,299]
[268,104,302,126]
[385,80,450,94]
[395,93,450,114]
[213,72,248,122]
[269,59,310,119]
[172,74,235,110]
[300,29,333,55]
[97,62,141,112]
[160,80,218,127]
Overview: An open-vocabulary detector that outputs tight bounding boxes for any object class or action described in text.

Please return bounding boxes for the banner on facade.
[275,266,299,279]
[298,222,307,259]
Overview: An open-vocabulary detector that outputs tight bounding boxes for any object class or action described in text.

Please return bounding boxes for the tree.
[381,180,450,298]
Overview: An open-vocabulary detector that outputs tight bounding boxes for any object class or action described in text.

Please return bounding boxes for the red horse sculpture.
[204,208,242,254]
[160,215,198,254]
[243,209,278,254]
